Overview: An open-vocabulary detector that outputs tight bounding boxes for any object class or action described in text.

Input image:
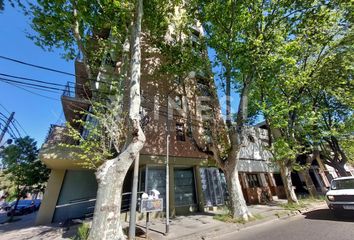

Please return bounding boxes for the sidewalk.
[0,198,326,240]
[130,198,326,240]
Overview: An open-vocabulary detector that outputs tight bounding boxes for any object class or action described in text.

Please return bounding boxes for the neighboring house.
[35,21,283,226]
[237,126,283,204]
[255,122,353,197]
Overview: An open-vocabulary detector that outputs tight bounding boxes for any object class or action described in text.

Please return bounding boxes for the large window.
[176,123,186,141]
[142,167,166,208]
[174,168,197,206]
[247,174,261,188]
[200,168,226,206]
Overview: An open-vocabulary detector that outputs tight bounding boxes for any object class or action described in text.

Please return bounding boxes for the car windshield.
[331,179,354,190]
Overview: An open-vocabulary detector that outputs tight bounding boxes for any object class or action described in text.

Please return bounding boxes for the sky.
[0,3,75,146]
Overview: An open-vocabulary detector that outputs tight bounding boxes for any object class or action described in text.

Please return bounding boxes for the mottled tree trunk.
[279,163,298,204]
[224,158,252,220]
[300,155,318,198]
[300,170,318,198]
[88,0,144,239]
[223,75,252,221]
[88,158,132,240]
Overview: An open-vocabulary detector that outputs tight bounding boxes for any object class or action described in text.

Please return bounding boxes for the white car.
[326,176,354,212]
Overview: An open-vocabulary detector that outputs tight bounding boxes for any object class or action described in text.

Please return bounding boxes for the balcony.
[43,125,77,146]
[40,124,85,170]
[61,81,91,127]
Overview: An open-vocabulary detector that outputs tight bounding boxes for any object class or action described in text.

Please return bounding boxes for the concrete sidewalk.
[0,199,326,240]
[131,199,326,240]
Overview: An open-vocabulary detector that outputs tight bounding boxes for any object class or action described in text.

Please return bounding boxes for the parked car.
[6,200,36,216]
[326,176,354,213]
[0,201,11,211]
[33,199,41,210]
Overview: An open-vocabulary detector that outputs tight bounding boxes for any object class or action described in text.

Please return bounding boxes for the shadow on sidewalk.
[303,209,354,222]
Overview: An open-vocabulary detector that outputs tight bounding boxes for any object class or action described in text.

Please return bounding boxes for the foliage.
[72,223,90,240]
[213,213,263,224]
[61,94,127,169]
[26,0,133,65]
[0,137,49,195]
[253,0,353,174]
[0,171,16,200]
[281,196,324,211]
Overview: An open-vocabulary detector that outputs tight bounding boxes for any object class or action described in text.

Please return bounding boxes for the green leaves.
[0,136,49,193]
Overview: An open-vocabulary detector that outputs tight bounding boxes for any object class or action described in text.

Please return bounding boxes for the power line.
[0,72,118,97]
[0,55,75,77]
[0,104,29,136]
[8,125,20,139]
[0,73,70,88]
[13,119,29,136]
[0,77,66,92]
[0,55,120,86]
[0,80,60,101]
[0,103,11,114]
[10,121,22,138]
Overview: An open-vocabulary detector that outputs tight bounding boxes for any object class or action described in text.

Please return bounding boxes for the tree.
[193,0,320,217]
[0,137,49,219]
[25,0,178,238]
[256,0,353,201]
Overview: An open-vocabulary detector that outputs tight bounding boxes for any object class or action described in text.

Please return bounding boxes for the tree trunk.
[88,0,144,239]
[279,163,298,204]
[333,161,350,177]
[9,185,22,222]
[88,158,131,240]
[300,169,318,198]
[224,159,253,221]
[300,155,318,198]
[223,74,252,221]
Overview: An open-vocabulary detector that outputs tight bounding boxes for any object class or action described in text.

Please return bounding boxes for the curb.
[174,203,326,240]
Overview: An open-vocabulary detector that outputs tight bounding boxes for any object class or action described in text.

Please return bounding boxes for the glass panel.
[174,168,196,206]
[331,179,354,190]
[146,167,166,208]
[200,168,225,206]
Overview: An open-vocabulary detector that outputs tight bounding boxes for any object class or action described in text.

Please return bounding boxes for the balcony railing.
[62,82,76,98]
[43,124,77,146]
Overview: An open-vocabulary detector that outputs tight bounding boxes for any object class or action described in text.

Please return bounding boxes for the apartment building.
[35,20,283,225]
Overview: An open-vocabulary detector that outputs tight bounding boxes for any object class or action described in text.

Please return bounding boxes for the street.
[221,207,354,240]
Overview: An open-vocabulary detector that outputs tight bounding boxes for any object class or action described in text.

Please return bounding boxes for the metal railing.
[62,81,75,98]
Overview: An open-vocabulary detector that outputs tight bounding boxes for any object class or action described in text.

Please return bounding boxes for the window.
[196,77,212,96]
[176,123,186,141]
[246,174,261,188]
[175,95,183,109]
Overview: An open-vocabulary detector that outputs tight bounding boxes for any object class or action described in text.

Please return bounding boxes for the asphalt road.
[222,207,354,240]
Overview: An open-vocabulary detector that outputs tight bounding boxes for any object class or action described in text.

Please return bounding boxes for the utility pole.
[0,112,14,144]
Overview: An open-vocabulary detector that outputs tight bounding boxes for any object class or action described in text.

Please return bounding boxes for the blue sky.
[0,3,75,146]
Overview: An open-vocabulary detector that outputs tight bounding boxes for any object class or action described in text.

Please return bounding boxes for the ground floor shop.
[36,155,283,225]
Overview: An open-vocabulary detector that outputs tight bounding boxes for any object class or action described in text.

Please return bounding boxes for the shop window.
[247,174,261,188]
[176,123,186,141]
[200,168,226,206]
[174,168,197,206]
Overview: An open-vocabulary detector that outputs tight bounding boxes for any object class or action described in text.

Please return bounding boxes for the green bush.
[73,223,90,240]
